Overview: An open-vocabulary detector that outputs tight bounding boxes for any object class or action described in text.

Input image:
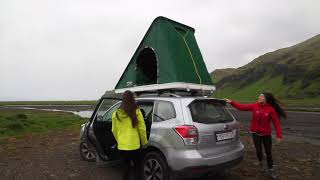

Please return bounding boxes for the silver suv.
[80,94,244,179]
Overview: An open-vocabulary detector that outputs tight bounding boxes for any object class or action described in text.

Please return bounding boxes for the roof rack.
[114,82,215,96]
[160,93,181,97]
[138,92,181,98]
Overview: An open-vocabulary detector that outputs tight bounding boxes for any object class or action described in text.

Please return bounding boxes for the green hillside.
[211,34,320,106]
[210,68,236,83]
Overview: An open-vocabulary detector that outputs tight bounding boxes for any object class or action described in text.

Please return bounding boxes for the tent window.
[136,47,157,86]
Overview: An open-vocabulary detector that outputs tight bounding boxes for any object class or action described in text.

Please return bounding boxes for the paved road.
[229,109,320,144]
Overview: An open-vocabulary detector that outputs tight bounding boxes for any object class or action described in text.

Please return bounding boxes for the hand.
[224,98,232,103]
[277,138,282,144]
[141,144,148,149]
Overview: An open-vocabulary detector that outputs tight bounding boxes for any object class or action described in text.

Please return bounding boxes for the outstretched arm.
[224,98,255,111]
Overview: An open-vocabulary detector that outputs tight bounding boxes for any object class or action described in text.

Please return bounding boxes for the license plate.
[216,131,234,141]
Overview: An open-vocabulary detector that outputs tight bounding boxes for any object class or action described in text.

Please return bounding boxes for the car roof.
[135,96,224,101]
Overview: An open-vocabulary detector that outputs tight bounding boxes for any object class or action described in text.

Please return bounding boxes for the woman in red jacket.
[225,92,286,179]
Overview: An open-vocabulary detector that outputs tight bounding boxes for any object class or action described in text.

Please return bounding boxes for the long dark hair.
[262,92,287,119]
[119,90,138,127]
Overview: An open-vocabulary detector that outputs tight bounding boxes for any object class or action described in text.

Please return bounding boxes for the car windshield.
[189,99,233,124]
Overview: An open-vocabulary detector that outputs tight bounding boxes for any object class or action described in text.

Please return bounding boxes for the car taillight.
[174,125,198,145]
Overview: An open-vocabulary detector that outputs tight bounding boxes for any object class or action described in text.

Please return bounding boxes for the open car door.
[87,97,121,162]
[87,97,154,163]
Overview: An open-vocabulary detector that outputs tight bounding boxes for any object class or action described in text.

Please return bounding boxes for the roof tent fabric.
[115,16,214,89]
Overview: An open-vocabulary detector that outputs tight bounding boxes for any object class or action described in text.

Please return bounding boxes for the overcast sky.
[1,0,319,101]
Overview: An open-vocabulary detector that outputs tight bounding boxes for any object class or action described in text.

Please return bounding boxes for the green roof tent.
[114,16,215,94]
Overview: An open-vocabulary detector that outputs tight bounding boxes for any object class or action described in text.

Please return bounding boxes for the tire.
[142,151,173,180]
[207,169,225,178]
[80,141,96,162]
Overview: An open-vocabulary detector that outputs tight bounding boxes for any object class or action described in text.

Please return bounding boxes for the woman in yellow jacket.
[112,90,148,180]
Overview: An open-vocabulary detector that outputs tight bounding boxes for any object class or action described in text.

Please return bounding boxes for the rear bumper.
[174,156,243,178]
[166,142,244,178]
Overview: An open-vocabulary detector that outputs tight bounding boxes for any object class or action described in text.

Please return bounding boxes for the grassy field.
[214,75,320,107]
[0,100,97,106]
[0,110,88,138]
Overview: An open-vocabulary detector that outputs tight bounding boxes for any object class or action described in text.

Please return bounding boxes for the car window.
[189,100,233,124]
[153,101,176,122]
[96,100,121,122]
[138,101,154,122]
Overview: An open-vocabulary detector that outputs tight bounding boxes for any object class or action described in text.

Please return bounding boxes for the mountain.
[210,68,236,83]
[211,34,320,105]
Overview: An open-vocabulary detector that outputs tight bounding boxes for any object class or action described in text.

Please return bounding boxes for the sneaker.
[266,168,278,179]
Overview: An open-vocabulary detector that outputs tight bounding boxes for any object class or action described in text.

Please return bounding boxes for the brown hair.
[262,92,287,119]
[119,90,138,127]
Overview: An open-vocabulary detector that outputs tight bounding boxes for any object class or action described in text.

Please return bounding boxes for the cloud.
[0,0,319,100]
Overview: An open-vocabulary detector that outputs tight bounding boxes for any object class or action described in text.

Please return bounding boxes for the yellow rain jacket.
[111,108,148,150]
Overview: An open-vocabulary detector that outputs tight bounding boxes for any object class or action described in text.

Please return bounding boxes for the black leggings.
[252,133,273,169]
[119,150,141,180]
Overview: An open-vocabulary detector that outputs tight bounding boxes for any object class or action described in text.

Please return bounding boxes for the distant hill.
[211,34,320,106]
[210,68,236,83]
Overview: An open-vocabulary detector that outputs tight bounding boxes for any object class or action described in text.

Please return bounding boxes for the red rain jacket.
[230,101,283,139]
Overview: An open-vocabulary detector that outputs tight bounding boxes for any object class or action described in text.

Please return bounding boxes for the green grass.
[0,100,97,106]
[214,75,287,101]
[211,34,320,108]
[0,110,88,138]
[214,75,320,107]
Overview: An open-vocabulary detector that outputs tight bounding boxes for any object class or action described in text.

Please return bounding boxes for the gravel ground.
[0,127,319,180]
[1,106,320,180]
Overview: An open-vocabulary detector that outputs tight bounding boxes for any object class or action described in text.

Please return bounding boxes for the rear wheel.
[80,141,96,162]
[142,151,172,180]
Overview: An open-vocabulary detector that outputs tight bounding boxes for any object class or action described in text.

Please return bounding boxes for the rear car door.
[188,99,240,157]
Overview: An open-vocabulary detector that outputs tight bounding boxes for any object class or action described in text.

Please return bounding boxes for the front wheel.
[142,151,173,180]
[80,141,96,162]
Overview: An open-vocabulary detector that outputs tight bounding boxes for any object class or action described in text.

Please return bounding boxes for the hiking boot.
[266,168,278,179]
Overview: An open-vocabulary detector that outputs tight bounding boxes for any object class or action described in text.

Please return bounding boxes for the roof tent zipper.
[171,24,202,85]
